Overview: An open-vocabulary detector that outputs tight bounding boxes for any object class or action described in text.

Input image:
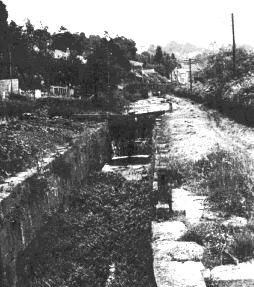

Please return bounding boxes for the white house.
[49,85,75,97]
[173,63,203,85]
[0,79,19,97]
[53,48,70,59]
[129,60,144,70]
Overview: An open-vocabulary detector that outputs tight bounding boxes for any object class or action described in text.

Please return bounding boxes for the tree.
[113,36,137,60]
[153,51,179,78]
[165,53,179,77]
[72,32,89,55]
[33,26,51,54]
[81,36,131,98]
[138,51,152,66]
[201,47,254,85]
[0,0,7,25]
[0,0,9,78]
[154,46,163,64]
[52,30,75,52]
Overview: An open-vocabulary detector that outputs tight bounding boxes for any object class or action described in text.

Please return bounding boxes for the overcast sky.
[5,0,254,50]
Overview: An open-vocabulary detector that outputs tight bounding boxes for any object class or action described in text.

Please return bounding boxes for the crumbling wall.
[0,123,111,287]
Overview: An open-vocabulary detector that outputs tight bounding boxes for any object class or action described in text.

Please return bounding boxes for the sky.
[5,0,254,51]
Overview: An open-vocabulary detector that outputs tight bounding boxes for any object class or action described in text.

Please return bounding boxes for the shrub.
[231,229,254,261]
[163,146,254,217]
[180,222,226,247]
[180,222,229,268]
[9,93,29,101]
[202,149,254,217]
[176,148,254,217]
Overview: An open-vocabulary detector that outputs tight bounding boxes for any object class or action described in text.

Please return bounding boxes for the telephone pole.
[189,58,192,93]
[231,13,236,77]
[9,46,13,94]
[104,32,110,94]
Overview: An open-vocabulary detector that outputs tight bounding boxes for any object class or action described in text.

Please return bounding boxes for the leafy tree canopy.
[201,47,254,85]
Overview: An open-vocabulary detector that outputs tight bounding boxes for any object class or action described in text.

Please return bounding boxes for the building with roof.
[0,79,19,99]
[173,62,203,85]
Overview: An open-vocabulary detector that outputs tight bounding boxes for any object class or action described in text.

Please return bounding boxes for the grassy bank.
[167,147,254,217]
[167,146,254,268]
[0,119,85,183]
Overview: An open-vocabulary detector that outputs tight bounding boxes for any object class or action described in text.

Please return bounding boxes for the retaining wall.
[0,123,111,287]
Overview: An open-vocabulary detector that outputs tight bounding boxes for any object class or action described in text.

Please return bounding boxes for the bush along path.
[16,172,157,287]
[152,95,254,287]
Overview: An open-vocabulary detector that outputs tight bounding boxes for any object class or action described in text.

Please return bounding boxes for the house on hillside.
[173,63,203,85]
[129,60,144,71]
[53,48,70,59]
[142,68,156,76]
[76,55,87,64]
[53,48,86,64]
[0,79,19,99]
[173,64,189,84]
[49,85,75,97]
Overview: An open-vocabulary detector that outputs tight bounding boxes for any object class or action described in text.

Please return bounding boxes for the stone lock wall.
[0,123,111,287]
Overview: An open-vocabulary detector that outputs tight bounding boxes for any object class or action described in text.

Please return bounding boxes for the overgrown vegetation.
[201,48,254,85]
[179,148,254,217]
[16,172,156,287]
[137,45,180,78]
[181,221,254,268]
[199,150,254,217]
[0,119,83,182]
[167,147,254,268]
[167,148,254,217]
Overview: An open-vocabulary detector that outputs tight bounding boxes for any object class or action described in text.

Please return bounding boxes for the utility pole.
[231,13,236,77]
[189,58,192,93]
[9,46,13,94]
[104,32,110,94]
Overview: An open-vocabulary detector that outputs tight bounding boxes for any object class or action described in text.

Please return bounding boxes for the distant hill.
[143,41,254,63]
[147,41,210,59]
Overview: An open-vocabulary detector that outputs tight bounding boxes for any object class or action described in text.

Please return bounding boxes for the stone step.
[153,260,206,287]
[152,221,187,242]
[172,188,207,224]
[153,241,204,262]
[210,261,254,287]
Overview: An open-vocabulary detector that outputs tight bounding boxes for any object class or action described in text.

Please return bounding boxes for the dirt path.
[164,95,254,162]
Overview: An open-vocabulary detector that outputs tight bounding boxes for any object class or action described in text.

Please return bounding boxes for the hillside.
[147,41,210,59]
